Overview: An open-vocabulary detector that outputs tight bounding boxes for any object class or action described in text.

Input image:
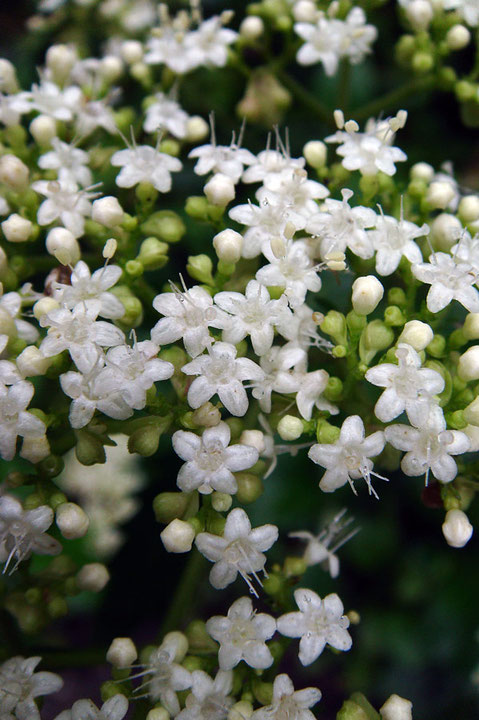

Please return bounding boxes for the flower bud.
[463,313,479,341]
[442,509,473,548]
[20,435,50,463]
[192,402,221,428]
[77,563,110,592]
[0,307,16,337]
[236,472,264,504]
[17,346,51,376]
[46,44,76,84]
[239,16,264,39]
[320,310,347,346]
[204,173,236,206]
[146,710,169,720]
[130,61,151,84]
[121,40,144,64]
[163,631,189,661]
[229,701,254,720]
[379,694,413,720]
[2,214,32,243]
[153,491,196,523]
[405,0,433,30]
[30,115,57,146]
[360,320,395,363]
[211,492,233,512]
[185,115,209,143]
[213,228,243,263]
[426,181,455,210]
[160,519,195,553]
[458,195,479,223]
[100,55,123,83]
[56,502,90,539]
[410,162,434,182]
[141,210,185,243]
[92,196,124,228]
[293,0,318,22]
[0,154,29,191]
[458,345,479,381]
[187,254,214,285]
[136,237,168,270]
[46,227,81,265]
[277,415,303,441]
[351,275,384,316]
[0,58,18,93]
[398,320,433,351]
[464,396,479,425]
[430,213,462,251]
[106,637,138,668]
[240,429,266,454]
[33,297,60,321]
[446,24,471,51]
[303,140,327,168]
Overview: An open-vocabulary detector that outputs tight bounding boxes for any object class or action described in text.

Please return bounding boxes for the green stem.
[352,76,436,121]
[277,71,334,127]
[337,60,351,112]
[158,548,208,638]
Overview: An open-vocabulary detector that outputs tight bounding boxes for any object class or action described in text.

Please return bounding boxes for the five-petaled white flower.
[308,415,386,497]
[143,92,190,137]
[182,341,264,417]
[53,261,125,319]
[38,138,92,187]
[177,669,233,720]
[251,673,322,720]
[0,381,46,461]
[256,239,321,309]
[277,588,352,665]
[54,695,128,720]
[31,180,96,238]
[111,144,182,193]
[195,507,278,595]
[173,422,258,494]
[370,213,427,276]
[206,596,276,670]
[411,251,479,313]
[0,655,63,720]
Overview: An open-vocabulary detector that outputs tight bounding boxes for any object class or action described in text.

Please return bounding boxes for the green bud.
[128,423,162,456]
[141,210,186,243]
[283,556,307,578]
[182,656,204,672]
[135,182,158,206]
[187,516,204,534]
[125,259,144,278]
[441,484,461,511]
[25,588,42,605]
[153,491,198,523]
[445,410,467,429]
[113,107,136,133]
[49,492,67,510]
[185,620,219,654]
[412,51,434,74]
[395,35,416,65]
[187,254,214,285]
[211,492,233,512]
[346,311,367,335]
[408,178,427,198]
[267,286,285,300]
[384,305,406,327]
[317,420,341,444]
[332,345,347,358]
[4,124,27,148]
[217,260,236,276]
[159,139,181,157]
[235,472,264,503]
[456,80,476,102]
[121,213,138,232]
[37,454,64,478]
[262,572,282,596]
[359,174,379,201]
[449,328,467,349]
[359,320,394,364]
[337,693,379,720]
[75,430,106,466]
[320,310,347,345]
[252,679,273,706]
[324,376,343,402]
[437,66,457,91]
[426,334,446,358]
[185,196,210,220]
[117,296,143,329]
[225,417,243,441]
[101,681,125,703]
[159,345,188,369]
[48,597,68,619]
[206,512,226,536]
[137,237,169,270]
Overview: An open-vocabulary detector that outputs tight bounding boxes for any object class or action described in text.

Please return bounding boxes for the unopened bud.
[121,40,144,64]
[352,275,384,315]
[459,195,479,223]
[20,435,50,463]
[213,228,243,263]
[137,237,168,270]
[430,213,462,251]
[2,214,32,243]
[211,492,233,512]
[17,346,51,376]
[192,402,221,428]
[442,509,473,548]
[204,173,235,206]
[163,631,189,661]
[56,502,90,539]
[106,637,138,668]
[186,254,214,285]
[160,519,195,553]
[426,181,455,210]
[303,140,327,168]
[146,710,169,720]
[458,345,479,381]
[0,58,18,93]
[277,415,303,441]
[30,115,57,146]
[293,0,318,22]
[240,16,264,39]
[236,472,264,504]
[410,162,434,182]
[405,0,433,30]
[33,297,60,321]
[46,227,81,265]
[77,563,110,592]
[0,154,29,191]
[185,115,209,143]
[0,307,15,337]
[398,320,433,351]
[46,44,76,83]
[92,196,124,228]
[463,313,479,340]
[446,24,471,51]
[240,429,265,454]
[380,694,413,720]
[100,55,123,83]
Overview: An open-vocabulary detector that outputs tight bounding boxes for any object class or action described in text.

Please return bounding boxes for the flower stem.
[158,548,208,638]
[352,76,436,121]
[278,71,334,127]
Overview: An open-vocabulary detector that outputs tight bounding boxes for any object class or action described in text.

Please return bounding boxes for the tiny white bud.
[458,345,479,381]
[213,228,243,263]
[380,694,413,720]
[426,181,456,210]
[303,140,327,168]
[446,24,471,51]
[121,40,144,64]
[398,320,433,351]
[0,308,16,337]
[228,701,254,720]
[130,61,150,83]
[239,16,264,39]
[463,313,479,340]
[442,509,473,548]
[191,402,221,427]
[1,214,32,243]
[0,58,18,93]
[29,115,57,146]
[429,213,462,251]
[56,502,90,539]
[405,0,433,30]
[410,161,434,183]
[160,519,195,553]
[212,492,233,512]
[100,55,124,83]
[344,119,359,133]
[17,346,51,377]
[163,631,189,662]
[77,563,110,592]
[334,109,345,129]
[20,434,50,463]
[0,154,29,191]
[45,44,77,83]
[146,710,169,720]
[464,396,479,426]
[351,275,384,315]
[204,173,236,207]
[103,237,118,259]
[46,227,81,265]
[458,195,479,223]
[270,235,286,259]
[293,0,318,22]
[240,429,266,454]
[92,196,124,228]
[106,637,138,668]
[395,110,408,128]
[33,297,60,321]
[277,415,303,441]
[185,115,210,143]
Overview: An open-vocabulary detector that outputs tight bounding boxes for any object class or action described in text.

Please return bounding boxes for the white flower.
[143,92,190,137]
[0,381,46,461]
[152,284,225,358]
[0,656,63,720]
[384,404,470,484]
[53,261,125,319]
[206,596,276,670]
[40,301,125,374]
[365,343,445,423]
[0,290,39,343]
[182,342,264,417]
[443,0,479,26]
[31,180,96,238]
[111,144,182,193]
[256,239,321,309]
[229,198,306,259]
[55,695,128,720]
[60,365,133,428]
[411,251,479,313]
[186,16,238,68]
[214,280,291,356]
[177,670,233,720]
[442,509,473,548]
[242,147,305,185]
[131,637,191,715]
[38,138,92,187]
[308,415,386,497]
[173,422,258,495]
[189,135,256,183]
[195,507,278,595]
[0,496,62,573]
[369,212,427,276]
[277,588,352,665]
[145,28,197,74]
[10,80,81,121]
[252,673,322,720]
[305,189,376,260]
[75,97,118,137]
[251,345,305,414]
[258,168,329,220]
[294,367,332,420]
